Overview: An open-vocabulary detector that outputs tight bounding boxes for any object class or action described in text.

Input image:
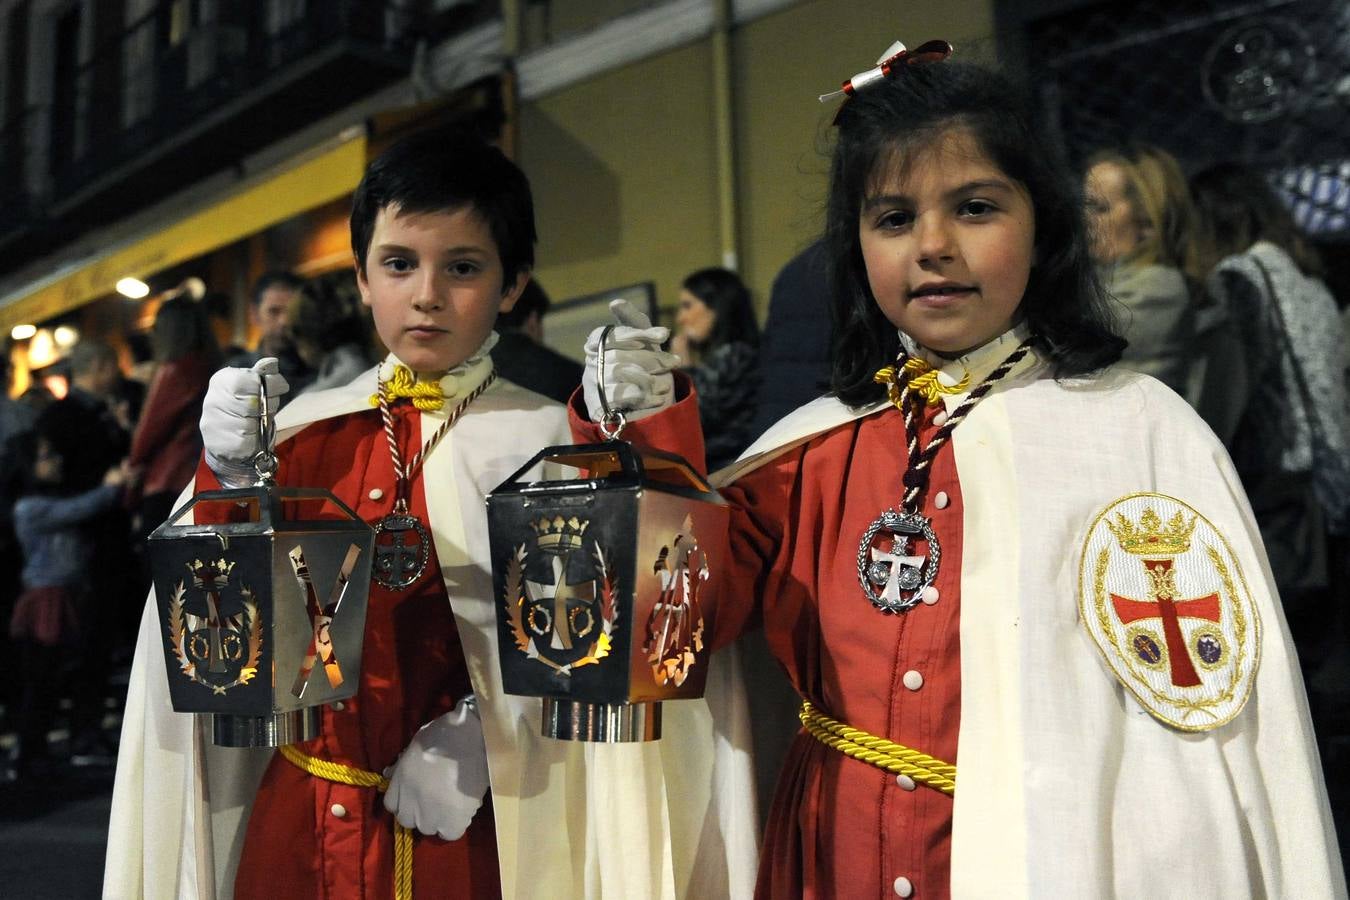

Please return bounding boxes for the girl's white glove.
[200,358,289,488]
[382,696,489,841]
[582,299,680,422]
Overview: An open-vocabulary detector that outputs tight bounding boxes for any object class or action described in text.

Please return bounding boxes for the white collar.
[898,323,1035,410]
[376,332,499,415]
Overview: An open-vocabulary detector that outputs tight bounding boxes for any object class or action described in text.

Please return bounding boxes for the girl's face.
[859,128,1036,357]
[1084,160,1144,264]
[676,290,716,344]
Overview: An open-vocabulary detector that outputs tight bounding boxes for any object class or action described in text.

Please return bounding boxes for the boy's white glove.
[200,358,289,488]
[582,299,680,423]
[383,696,489,842]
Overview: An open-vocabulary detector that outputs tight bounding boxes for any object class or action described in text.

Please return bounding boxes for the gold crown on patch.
[533,515,589,552]
[1107,508,1196,555]
[188,558,236,583]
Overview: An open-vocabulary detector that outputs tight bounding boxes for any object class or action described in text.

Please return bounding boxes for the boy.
[106,128,757,899]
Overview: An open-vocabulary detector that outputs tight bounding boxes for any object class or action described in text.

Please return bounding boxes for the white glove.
[383,696,490,842]
[200,358,289,488]
[582,299,680,423]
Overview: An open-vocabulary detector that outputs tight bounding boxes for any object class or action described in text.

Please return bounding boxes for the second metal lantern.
[487,440,729,742]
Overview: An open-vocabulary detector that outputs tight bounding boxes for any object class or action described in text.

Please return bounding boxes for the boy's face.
[357,204,526,377]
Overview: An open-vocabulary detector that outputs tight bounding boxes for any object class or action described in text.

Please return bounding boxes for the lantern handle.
[252,370,279,485]
[596,325,628,440]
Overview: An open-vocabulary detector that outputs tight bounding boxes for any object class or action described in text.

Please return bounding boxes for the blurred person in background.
[490,278,583,404]
[288,271,374,396]
[7,422,129,778]
[1085,146,1235,415]
[229,270,313,398]
[38,340,138,760]
[1190,163,1350,644]
[747,240,833,442]
[673,267,761,471]
[0,350,36,742]
[127,291,222,534]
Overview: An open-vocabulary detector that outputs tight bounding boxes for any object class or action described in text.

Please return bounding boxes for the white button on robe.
[902,670,924,691]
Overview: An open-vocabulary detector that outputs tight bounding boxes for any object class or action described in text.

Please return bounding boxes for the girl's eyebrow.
[862,178,1018,212]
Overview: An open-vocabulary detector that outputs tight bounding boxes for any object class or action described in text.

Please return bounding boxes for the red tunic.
[217,402,500,900]
[572,385,963,900]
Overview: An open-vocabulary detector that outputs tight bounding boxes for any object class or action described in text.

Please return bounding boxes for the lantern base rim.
[542,699,661,742]
[211,708,321,747]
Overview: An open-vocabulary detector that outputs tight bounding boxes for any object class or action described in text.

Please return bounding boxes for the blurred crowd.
[1,148,1347,797]
[0,268,376,781]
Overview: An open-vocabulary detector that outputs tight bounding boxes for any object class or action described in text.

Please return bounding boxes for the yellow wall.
[520,39,721,322]
[520,0,998,323]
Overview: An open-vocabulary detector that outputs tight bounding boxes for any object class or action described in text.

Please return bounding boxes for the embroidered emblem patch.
[1078,493,1260,731]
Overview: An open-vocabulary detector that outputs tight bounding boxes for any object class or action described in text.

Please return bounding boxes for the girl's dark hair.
[152,295,222,366]
[681,267,760,351]
[1190,163,1324,279]
[351,126,536,287]
[827,61,1125,406]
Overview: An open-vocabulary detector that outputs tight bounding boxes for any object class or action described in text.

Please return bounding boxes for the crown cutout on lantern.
[533,515,590,552]
[188,558,237,585]
[1107,508,1196,555]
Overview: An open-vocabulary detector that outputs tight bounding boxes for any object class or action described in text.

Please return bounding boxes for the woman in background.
[1190,163,1350,636]
[1084,145,1199,391]
[674,267,761,470]
[127,291,221,531]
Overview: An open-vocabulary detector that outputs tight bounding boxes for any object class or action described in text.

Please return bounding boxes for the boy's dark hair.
[1190,163,1324,279]
[252,270,305,307]
[826,61,1125,407]
[681,267,760,351]
[497,279,549,330]
[350,127,536,287]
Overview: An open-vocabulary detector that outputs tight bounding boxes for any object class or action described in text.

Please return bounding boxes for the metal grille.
[1028,0,1350,236]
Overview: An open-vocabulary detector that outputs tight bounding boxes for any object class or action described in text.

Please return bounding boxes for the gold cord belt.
[279,744,414,900]
[799,700,957,795]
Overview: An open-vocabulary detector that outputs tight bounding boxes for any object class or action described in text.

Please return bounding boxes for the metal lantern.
[147,379,374,748]
[487,439,729,742]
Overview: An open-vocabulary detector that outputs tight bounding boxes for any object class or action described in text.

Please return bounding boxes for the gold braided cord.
[874,357,970,408]
[799,701,956,795]
[279,744,414,900]
[369,364,447,411]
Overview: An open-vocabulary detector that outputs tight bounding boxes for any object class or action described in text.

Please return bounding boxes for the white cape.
[718,356,1345,898]
[105,366,759,899]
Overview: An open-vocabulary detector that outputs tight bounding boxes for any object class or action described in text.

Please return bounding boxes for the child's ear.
[498,270,529,313]
[355,257,373,308]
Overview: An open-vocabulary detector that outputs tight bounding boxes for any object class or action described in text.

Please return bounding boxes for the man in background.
[227,270,312,396]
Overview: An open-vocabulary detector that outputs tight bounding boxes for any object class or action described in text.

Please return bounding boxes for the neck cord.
[377,370,498,511]
[889,338,1034,511]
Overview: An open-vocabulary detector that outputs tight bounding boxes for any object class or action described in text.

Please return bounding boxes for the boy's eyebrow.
[371,241,491,256]
[862,178,1018,211]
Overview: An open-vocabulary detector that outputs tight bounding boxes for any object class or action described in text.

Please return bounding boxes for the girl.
[576,50,1343,897]
[674,267,762,469]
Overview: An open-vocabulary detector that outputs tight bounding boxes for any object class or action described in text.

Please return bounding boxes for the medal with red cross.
[1079,493,1260,731]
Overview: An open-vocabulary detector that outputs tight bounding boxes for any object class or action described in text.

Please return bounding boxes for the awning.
[0,130,368,332]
